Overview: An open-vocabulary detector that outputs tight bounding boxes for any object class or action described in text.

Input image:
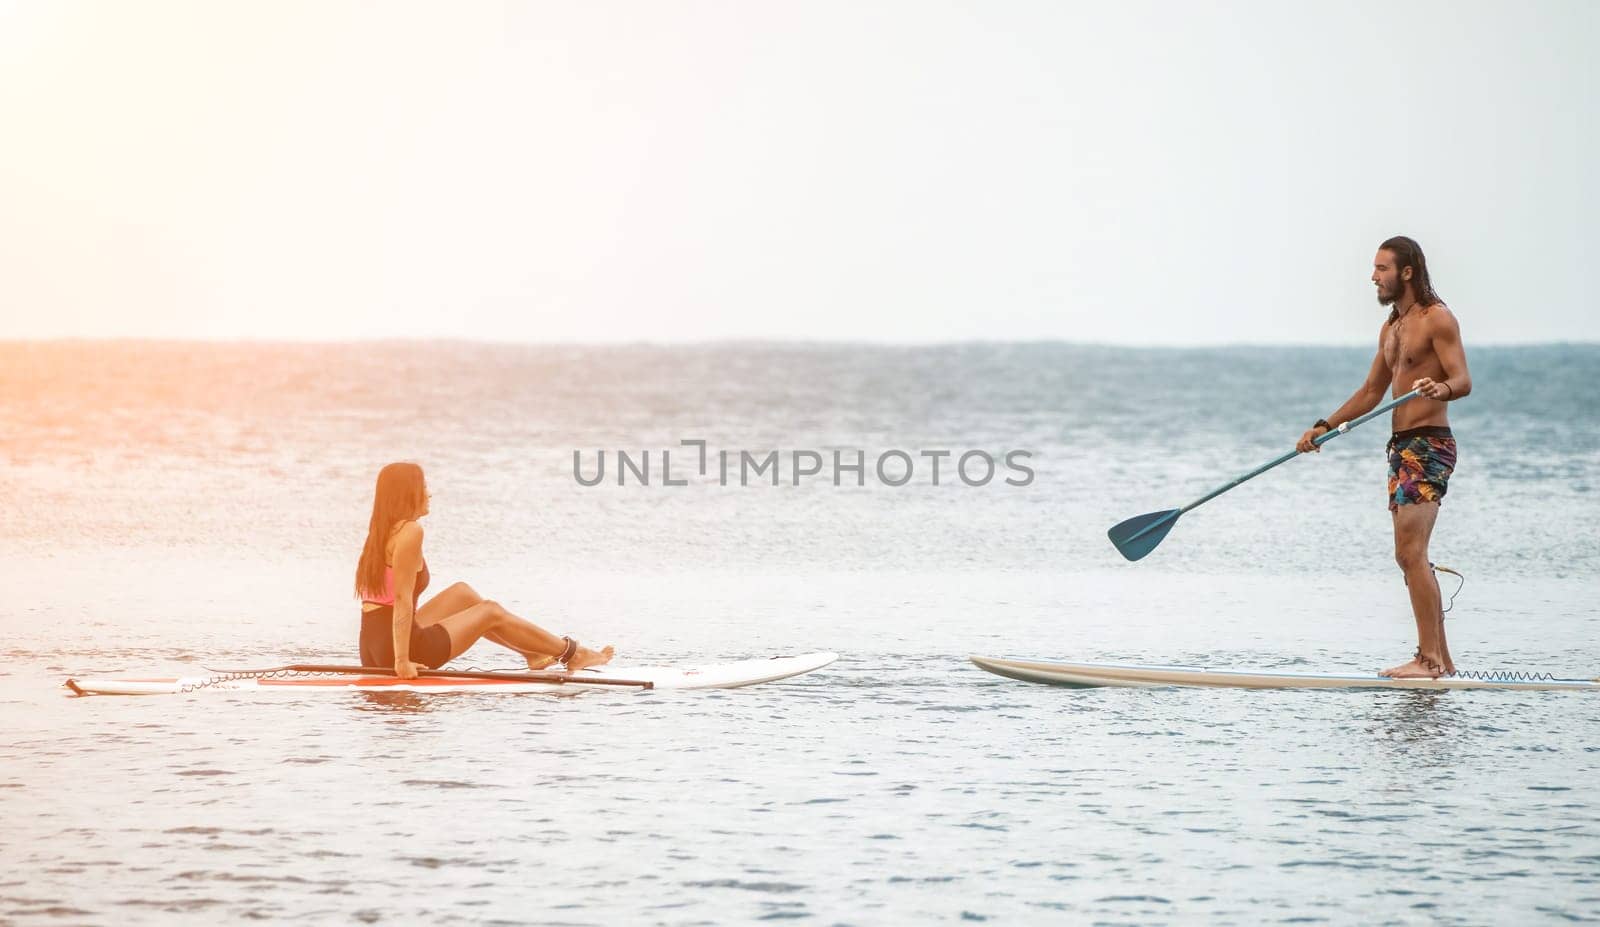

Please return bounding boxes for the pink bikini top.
[361,560,430,607]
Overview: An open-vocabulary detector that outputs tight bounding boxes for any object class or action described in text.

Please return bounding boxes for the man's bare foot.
[564,645,614,673]
[1379,659,1434,679]
[1380,645,1450,678]
[525,654,558,671]
[1380,657,1416,677]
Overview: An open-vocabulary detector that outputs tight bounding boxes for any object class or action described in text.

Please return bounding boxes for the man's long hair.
[355,462,426,600]
[1380,235,1444,317]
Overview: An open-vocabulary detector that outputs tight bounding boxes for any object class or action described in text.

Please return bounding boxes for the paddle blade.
[1107,509,1181,561]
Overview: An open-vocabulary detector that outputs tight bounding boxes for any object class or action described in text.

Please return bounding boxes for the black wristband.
[1313,419,1332,432]
[1440,382,1453,400]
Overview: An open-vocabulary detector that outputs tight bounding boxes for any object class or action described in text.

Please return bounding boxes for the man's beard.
[1376,281,1398,306]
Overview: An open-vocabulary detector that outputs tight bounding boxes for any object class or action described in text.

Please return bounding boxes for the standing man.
[1295,236,1472,679]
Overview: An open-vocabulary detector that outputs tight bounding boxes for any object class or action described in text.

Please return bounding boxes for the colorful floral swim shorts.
[1386,427,1457,512]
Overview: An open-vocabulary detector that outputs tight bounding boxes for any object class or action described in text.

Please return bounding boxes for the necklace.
[1389,296,1418,326]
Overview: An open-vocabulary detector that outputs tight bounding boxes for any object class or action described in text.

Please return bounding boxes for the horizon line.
[2,335,1596,350]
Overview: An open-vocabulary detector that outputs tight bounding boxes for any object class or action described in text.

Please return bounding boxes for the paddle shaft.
[1177,389,1421,515]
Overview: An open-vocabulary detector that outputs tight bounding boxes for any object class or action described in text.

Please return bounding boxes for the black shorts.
[359,607,453,670]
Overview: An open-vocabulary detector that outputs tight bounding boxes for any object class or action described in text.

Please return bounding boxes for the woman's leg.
[415,582,479,625]
[433,599,613,671]
[417,582,558,669]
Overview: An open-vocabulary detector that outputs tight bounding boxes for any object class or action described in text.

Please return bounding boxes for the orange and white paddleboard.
[66,652,838,696]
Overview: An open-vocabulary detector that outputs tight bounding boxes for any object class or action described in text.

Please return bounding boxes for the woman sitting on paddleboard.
[356,462,613,679]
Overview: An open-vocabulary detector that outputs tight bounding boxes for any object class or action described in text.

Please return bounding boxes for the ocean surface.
[2,340,1598,925]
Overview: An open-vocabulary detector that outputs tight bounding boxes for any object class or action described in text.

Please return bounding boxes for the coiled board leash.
[1432,562,1465,616]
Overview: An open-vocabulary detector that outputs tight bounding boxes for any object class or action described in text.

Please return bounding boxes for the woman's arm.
[389,521,426,679]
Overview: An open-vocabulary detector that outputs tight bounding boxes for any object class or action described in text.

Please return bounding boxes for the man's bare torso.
[1383,303,1453,431]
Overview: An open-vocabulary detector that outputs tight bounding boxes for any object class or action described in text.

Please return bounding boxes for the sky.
[0,1,1593,345]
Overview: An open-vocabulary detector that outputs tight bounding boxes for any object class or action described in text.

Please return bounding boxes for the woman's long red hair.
[355,462,426,600]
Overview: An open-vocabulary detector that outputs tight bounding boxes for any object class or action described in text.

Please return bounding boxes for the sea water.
[2,341,1597,924]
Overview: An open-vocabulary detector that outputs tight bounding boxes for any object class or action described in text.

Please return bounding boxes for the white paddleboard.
[66,652,838,697]
[971,655,1600,692]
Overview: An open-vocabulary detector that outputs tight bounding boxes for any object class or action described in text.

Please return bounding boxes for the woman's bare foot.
[524,654,558,671]
[564,644,614,673]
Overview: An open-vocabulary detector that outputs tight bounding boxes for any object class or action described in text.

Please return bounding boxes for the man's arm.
[1414,309,1471,401]
[1296,328,1390,453]
[1327,332,1391,425]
